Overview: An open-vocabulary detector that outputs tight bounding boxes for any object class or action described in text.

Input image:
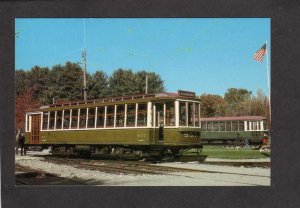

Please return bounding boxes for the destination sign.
[178,90,196,97]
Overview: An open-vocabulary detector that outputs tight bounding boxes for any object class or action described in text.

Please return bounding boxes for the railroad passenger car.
[200,116,269,145]
[25,90,203,160]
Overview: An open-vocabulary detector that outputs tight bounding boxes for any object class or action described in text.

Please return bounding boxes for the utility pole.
[145,74,148,94]
[82,18,87,101]
[82,49,87,101]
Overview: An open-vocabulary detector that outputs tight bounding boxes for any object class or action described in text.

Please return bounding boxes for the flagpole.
[266,41,271,128]
[83,19,87,101]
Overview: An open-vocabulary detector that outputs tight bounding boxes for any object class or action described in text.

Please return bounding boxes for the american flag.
[253,43,267,63]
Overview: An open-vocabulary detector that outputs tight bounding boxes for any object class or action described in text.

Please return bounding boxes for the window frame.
[137,103,148,127]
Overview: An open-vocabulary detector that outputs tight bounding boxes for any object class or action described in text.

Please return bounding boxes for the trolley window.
[56,111,63,129]
[71,109,78,129]
[219,122,225,131]
[188,103,194,126]
[79,108,87,128]
[257,122,260,130]
[106,106,114,127]
[194,103,200,127]
[87,108,96,128]
[232,121,238,131]
[238,121,245,131]
[207,122,213,131]
[165,101,175,126]
[201,122,207,131]
[253,122,257,130]
[179,102,187,126]
[137,103,147,126]
[49,111,55,129]
[249,121,254,131]
[226,121,231,131]
[126,104,136,127]
[116,105,125,127]
[42,112,49,130]
[257,122,261,130]
[213,122,219,131]
[63,110,70,129]
[96,107,105,128]
[156,103,164,126]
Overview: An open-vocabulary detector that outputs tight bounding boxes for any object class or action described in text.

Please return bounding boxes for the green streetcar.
[25,90,204,160]
[200,116,269,145]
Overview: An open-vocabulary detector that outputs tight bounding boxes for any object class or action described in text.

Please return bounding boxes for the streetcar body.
[200,116,269,145]
[25,91,202,158]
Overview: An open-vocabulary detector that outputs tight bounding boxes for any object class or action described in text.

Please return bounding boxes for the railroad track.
[203,161,270,168]
[16,179,29,185]
[15,164,87,185]
[41,156,270,178]
[43,157,184,175]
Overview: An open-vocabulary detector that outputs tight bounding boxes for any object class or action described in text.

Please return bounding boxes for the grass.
[186,146,268,159]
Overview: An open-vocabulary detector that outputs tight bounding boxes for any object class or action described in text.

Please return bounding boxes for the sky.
[15,18,270,97]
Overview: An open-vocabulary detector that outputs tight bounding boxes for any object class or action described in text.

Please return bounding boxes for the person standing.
[158,125,164,141]
[19,133,26,156]
[15,129,21,155]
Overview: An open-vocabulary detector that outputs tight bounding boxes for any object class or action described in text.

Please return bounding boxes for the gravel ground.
[15,150,271,186]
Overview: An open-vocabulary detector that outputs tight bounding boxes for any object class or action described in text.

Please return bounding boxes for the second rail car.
[200,116,269,145]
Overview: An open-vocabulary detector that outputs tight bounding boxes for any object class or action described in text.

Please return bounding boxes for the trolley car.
[25,90,204,160]
[200,116,269,145]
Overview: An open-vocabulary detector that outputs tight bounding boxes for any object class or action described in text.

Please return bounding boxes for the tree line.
[15,61,270,130]
[16,62,165,104]
[199,88,270,125]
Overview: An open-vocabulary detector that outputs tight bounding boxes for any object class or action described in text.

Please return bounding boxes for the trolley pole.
[82,48,87,101]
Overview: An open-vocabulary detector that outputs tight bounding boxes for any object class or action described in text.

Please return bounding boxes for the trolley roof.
[200,116,266,122]
[34,90,199,111]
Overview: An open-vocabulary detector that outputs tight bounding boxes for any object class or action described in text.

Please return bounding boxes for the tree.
[107,69,165,97]
[15,66,50,100]
[88,71,109,99]
[224,88,252,116]
[199,94,226,117]
[42,62,84,103]
[29,66,51,103]
[16,63,166,103]
[108,68,136,96]
[15,89,41,131]
[133,70,165,94]
[15,69,27,96]
[247,89,270,121]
